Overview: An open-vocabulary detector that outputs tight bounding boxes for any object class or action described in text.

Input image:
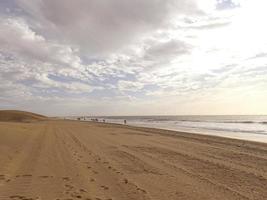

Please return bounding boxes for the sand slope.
[0,120,267,200]
[0,110,46,122]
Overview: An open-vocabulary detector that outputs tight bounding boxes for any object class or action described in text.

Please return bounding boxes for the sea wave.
[173,120,267,124]
[175,124,267,135]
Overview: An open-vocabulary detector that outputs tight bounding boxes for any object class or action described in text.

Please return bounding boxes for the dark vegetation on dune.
[0,110,47,122]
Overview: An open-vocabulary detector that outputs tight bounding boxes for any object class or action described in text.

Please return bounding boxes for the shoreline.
[88,120,267,148]
[74,119,267,144]
[125,123,267,143]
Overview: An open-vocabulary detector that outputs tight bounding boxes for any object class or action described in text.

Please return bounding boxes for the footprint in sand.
[100,185,109,190]
[123,178,128,184]
[74,195,82,199]
[70,189,85,199]
[22,174,32,177]
[64,186,73,194]
[9,194,40,200]
[137,187,147,194]
[62,177,71,181]
[39,175,51,179]
[0,174,10,183]
[79,188,87,193]
[9,195,21,198]
[65,184,74,190]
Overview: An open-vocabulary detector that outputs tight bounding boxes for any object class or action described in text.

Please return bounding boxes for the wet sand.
[0,119,267,200]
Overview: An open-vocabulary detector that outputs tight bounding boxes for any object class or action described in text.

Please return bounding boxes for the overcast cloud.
[0,0,267,116]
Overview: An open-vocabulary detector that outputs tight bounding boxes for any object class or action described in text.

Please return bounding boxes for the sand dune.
[0,118,267,200]
[0,110,47,122]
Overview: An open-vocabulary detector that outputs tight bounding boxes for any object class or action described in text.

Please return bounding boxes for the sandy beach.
[1,0,267,199]
[1,119,267,200]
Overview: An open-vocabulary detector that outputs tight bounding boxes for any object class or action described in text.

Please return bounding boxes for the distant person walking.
[124,119,127,125]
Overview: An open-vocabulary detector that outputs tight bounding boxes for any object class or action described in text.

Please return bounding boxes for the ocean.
[69,115,267,143]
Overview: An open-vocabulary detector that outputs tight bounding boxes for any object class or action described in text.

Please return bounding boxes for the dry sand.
[0,110,46,122]
[0,119,267,200]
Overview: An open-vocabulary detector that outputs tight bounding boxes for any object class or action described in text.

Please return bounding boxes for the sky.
[0,0,267,116]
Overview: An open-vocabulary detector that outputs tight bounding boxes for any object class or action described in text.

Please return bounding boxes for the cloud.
[33,74,94,93]
[216,0,240,10]
[144,39,191,60]
[0,0,267,115]
[118,80,144,92]
[15,0,213,57]
[0,17,81,67]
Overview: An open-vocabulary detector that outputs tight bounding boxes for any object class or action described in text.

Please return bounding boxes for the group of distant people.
[77,116,86,121]
[90,118,99,122]
[77,117,127,125]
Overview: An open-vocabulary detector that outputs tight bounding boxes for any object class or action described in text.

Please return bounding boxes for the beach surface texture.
[0,118,267,200]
